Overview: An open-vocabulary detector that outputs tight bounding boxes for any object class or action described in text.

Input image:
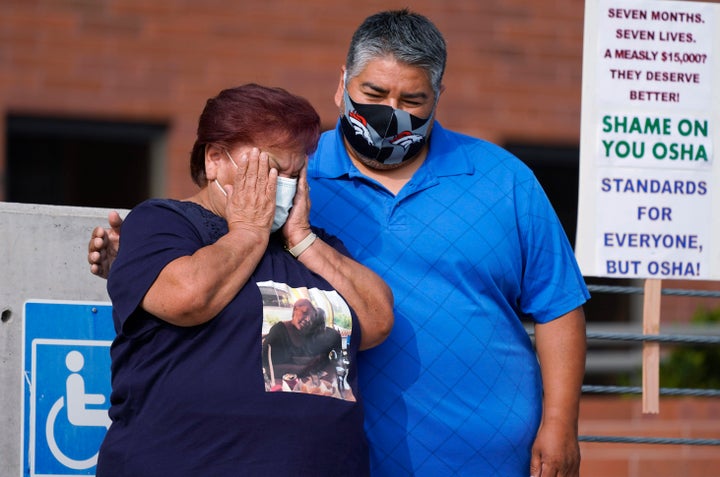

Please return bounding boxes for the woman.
[97,84,394,476]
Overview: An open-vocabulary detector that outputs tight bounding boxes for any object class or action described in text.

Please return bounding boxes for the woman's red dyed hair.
[189,83,321,186]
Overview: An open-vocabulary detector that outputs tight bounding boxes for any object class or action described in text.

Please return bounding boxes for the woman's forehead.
[230,144,306,175]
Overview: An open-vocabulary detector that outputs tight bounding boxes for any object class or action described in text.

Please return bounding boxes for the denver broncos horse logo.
[348,111,423,151]
[390,131,424,150]
[347,111,374,145]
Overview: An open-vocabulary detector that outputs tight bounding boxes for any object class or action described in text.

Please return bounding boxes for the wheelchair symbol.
[45,350,111,470]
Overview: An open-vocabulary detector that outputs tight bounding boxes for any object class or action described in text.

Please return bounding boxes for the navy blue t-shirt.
[98,199,368,477]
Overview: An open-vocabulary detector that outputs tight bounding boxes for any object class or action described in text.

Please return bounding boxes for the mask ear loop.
[426,88,441,125]
[224,150,239,169]
[214,180,228,197]
[214,149,240,197]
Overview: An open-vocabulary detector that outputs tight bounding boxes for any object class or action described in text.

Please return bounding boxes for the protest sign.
[576,0,719,280]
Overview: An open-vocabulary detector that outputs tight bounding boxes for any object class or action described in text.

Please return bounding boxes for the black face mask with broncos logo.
[340,89,433,166]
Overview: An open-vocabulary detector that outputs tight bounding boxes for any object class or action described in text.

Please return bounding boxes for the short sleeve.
[517,176,590,323]
[107,199,206,335]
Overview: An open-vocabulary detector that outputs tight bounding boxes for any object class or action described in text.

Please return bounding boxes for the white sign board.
[576,0,720,280]
[22,300,114,477]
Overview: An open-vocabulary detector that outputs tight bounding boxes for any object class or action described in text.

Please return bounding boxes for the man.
[262,298,342,379]
[90,9,588,476]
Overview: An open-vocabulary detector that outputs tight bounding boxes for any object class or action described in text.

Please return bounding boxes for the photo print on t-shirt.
[258,280,356,401]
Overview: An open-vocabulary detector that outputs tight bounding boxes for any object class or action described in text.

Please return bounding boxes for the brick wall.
[0,0,587,199]
[580,397,720,477]
[1,0,718,473]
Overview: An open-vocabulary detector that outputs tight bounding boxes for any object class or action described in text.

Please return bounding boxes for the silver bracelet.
[286,232,317,258]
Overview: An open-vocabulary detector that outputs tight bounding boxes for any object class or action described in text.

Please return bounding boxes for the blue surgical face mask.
[271,176,297,232]
[340,82,434,166]
[215,151,297,232]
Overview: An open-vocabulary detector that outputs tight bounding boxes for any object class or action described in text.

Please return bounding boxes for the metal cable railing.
[587,331,720,345]
[579,435,720,446]
[586,284,720,298]
[577,283,720,447]
[582,384,720,398]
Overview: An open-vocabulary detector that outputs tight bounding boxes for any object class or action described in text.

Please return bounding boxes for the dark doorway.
[5,115,167,209]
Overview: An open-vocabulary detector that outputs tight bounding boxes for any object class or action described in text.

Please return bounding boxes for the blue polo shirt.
[307,121,589,476]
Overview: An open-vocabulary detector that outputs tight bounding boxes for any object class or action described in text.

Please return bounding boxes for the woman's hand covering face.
[281,163,312,245]
[224,147,278,235]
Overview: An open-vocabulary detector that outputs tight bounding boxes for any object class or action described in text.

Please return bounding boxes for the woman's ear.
[205,144,224,181]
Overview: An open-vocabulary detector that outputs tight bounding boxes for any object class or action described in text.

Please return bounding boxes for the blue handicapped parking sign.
[23,301,115,477]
